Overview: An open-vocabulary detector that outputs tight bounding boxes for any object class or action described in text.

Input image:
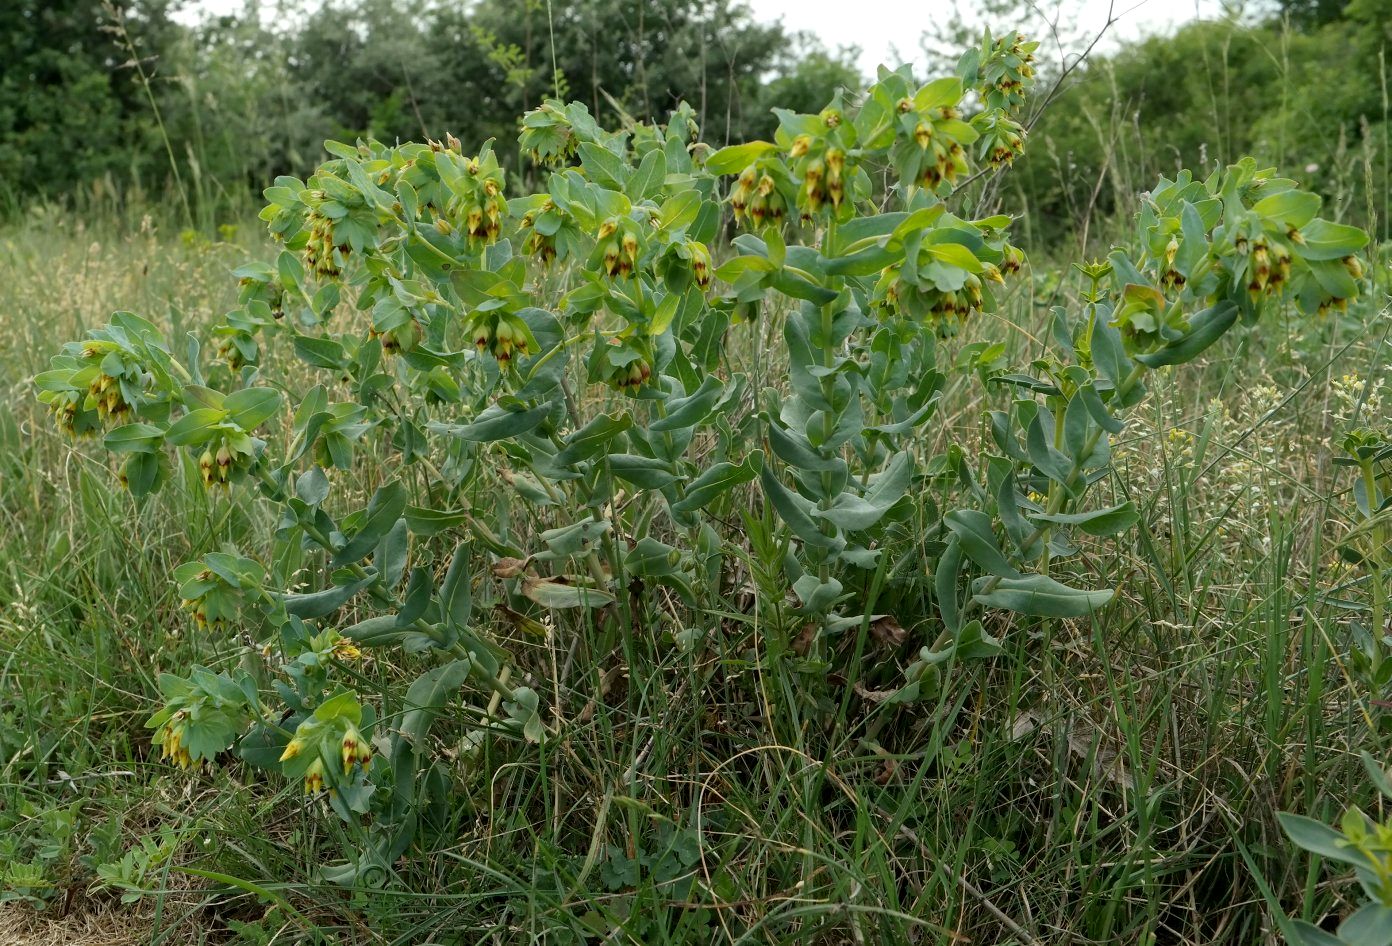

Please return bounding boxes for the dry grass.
[1,211,1389,943]
[0,901,178,946]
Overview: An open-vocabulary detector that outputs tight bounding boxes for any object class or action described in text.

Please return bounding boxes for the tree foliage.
[1016,0,1392,246]
[0,0,180,200]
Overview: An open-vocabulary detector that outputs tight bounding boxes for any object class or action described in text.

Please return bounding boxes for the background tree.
[0,0,180,203]
[2,0,1387,248]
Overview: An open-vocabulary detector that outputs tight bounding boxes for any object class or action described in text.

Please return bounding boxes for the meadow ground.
[1,203,1389,944]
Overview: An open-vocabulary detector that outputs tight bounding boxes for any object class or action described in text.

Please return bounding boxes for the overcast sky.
[752,0,1227,73]
[185,0,1231,74]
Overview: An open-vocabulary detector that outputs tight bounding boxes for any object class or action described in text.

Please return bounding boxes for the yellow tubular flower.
[331,638,362,661]
[340,724,372,775]
[303,758,327,794]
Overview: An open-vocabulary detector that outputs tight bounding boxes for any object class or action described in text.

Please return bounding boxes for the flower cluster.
[303,208,347,278]
[146,668,252,772]
[1110,283,1177,351]
[898,101,970,189]
[441,148,508,248]
[45,389,96,438]
[591,215,648,279]
[86,366,133,421]
[1236,233,1294,299]
[728,156,796,228]
[685,240,713,290]
[465,309,536,363]
[519,197,562,264]
[277,692,373,796]
[156,710,196,769]
[370,316,424,355]
[1123,159,1370,334]
[237,268,286,321]
[973,111,1027,168]
[962,30,1038,112]
[173,552,265,633]
[870,209,1025,325]
[196,434,255,488]
[35,313,176,440]
[784,105,858,218]
[519,99,602,166]
[856,71,980,193]
[590,336,654,394]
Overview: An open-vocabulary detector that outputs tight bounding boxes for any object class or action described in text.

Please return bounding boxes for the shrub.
[34,30,1368,885]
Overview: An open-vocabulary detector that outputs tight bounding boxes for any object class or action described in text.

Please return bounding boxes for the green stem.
[933,361,1146,650]
[1362,458,1387,676]
[251,465,514,695]
[1041,399,1070,576]
[815,219,844,592]
[652,397,710,607]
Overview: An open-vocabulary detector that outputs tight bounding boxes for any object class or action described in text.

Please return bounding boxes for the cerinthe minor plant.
[35,30,1368,884]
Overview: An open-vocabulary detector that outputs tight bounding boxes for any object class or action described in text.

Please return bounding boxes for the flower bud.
[1002,245,1025,274]
[159,716,195,770]
[279,736,307,762]
[303,758,327,794]
[493,319,515,361]
[689,242,712,290]
[472,319,493,351]
[331,638,362,661]
[340,724,371,775]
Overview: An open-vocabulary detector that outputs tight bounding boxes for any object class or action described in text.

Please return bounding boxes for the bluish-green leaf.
[1279,813,1374,869]
[334,481,408,567]
[1136,301,1238,368]
[625,537,681,577]
[648,378,729,434]
[431,400,552,442]
[521,576,615,609]
[104,423,164,455]
[401,660,472,748]
[283,576,374,619]
[971,573,1112,617]
[761,464,842,549]
[440,541,473,629]
[703,140,776,175]
[404,506,469,536]
[165,408,226,447]
[934,536,964,633]
[944,509,1019,578]
[224,388,283,431]
[1341,903,1392,946]
[671,452,761,516]
[810,452,911,531]
[626,148,666,201]
[1030,502,1139,536]
[555,412,632,467]
[608,454,678,490]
